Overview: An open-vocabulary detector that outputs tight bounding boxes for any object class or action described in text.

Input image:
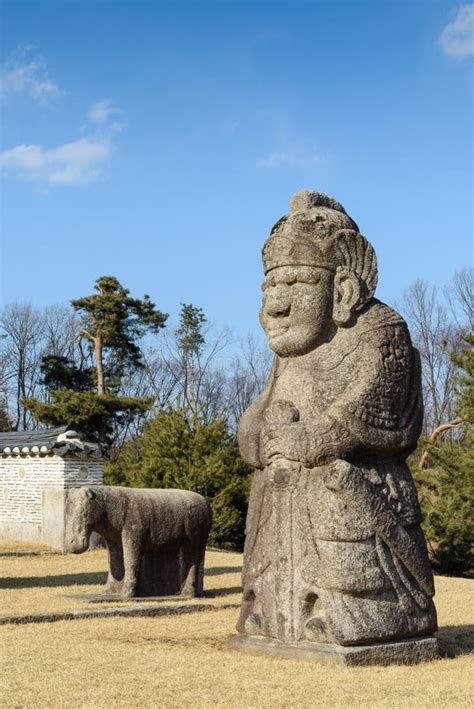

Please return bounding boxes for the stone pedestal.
[228,635,440,667]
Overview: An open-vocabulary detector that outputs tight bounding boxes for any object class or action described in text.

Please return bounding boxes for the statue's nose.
[265,293,291,318]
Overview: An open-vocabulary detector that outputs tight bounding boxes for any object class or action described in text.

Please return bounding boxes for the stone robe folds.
[237,300,437,647]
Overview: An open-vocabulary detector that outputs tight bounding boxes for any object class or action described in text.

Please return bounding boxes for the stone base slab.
[227,634,440,666]
[0,602,240,626]
[63,593,194,603]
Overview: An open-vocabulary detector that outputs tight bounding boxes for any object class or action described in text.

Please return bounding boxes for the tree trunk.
[95,333,105,395]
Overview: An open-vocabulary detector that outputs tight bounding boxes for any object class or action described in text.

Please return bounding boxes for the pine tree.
[25,276,167,443]
[26,390,152,443]
[39,355,95,392]
[175,303,207,414]
[72,276,168,395]
[417,441,473,577]
[414,334,473,577]
[175,303,206,359]
[105,404,252,550]
[452,333,473,424]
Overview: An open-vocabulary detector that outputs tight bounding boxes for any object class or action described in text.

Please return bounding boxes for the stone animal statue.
[65,486,212,598]
[234,190,438,665]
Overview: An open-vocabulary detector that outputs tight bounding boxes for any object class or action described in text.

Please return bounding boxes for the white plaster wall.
[63,459,104,489]
[1,455,64,527]
[0,454,103,545]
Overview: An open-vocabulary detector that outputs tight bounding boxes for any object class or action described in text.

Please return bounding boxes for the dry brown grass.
[0,539,56,554]
[0,540,242,616]
[1,540,473,708]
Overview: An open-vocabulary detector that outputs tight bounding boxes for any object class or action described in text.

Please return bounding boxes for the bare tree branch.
[418,417,466,471]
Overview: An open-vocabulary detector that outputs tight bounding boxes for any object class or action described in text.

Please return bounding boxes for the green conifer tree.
[105,405,252,550]
[25,276,167,442]
[414,334,473,577]
[70,276,167,396]
[39,355,95,392]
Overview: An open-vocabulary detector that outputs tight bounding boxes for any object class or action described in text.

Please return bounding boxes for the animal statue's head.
[64,487,101,553]
[260,190,378,357]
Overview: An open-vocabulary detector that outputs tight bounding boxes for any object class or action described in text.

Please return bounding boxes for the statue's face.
[260,266,334,356]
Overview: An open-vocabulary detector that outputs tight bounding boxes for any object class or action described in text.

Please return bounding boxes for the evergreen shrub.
[105,405,252,551]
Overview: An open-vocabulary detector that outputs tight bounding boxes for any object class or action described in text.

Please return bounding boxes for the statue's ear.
[333,269,361,326]
[82,487,96,501]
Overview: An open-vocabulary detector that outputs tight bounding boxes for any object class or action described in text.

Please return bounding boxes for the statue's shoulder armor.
[312,302,411,372]
[348,301,420,432]
[355,300,415,365]
[356,299,410,340]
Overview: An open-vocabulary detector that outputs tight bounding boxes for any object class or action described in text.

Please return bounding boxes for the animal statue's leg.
[181,544,205,597]
[103,541,124,594]
[196,559,204,596]
[121,529,142,597]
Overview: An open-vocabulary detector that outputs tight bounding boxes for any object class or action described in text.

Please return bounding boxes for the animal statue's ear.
[83,487,96,500]
[332,269,361,326]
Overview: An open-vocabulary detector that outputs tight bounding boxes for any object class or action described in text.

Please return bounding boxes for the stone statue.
[65,486,211,598]
[232,191,439,665]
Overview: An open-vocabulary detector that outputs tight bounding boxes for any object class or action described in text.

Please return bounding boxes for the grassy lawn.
[0,540,241,616]
[1,540,473,708]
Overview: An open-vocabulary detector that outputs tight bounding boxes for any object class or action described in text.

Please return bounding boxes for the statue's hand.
[306,419,354,467]
[262,422,308,465]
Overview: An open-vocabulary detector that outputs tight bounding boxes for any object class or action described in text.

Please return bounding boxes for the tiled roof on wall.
[0,426,103,458]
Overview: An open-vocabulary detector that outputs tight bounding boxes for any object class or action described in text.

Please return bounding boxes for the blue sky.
[1,0,472,343]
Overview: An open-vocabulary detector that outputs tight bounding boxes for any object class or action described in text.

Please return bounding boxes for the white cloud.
[1,137,112,185]
[1,114,124,186]
[0,46,63,103]
[439,5,474,59]
[257,148,323,170]
[1,47,124,187]
[87,99,121,125]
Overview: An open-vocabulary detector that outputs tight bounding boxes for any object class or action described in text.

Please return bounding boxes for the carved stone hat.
[262,190,378,306]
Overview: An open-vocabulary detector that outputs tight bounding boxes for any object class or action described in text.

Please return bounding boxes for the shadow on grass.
[0,551,58,558]
[205,566,241,577]
[204,586,242,598]
[437,624,474,658]
[0,572,107,589]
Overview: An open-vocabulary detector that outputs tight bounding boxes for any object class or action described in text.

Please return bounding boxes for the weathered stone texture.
[235,190,438,663]
[65,486,212,598]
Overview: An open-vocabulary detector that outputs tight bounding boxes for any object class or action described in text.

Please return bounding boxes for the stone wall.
[0,454,103,547]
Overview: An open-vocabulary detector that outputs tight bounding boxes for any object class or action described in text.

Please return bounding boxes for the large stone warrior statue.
[234,191,439,664]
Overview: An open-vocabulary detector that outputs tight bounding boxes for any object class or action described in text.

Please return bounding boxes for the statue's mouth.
[267,325,289,338]
[65,534,89,554]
